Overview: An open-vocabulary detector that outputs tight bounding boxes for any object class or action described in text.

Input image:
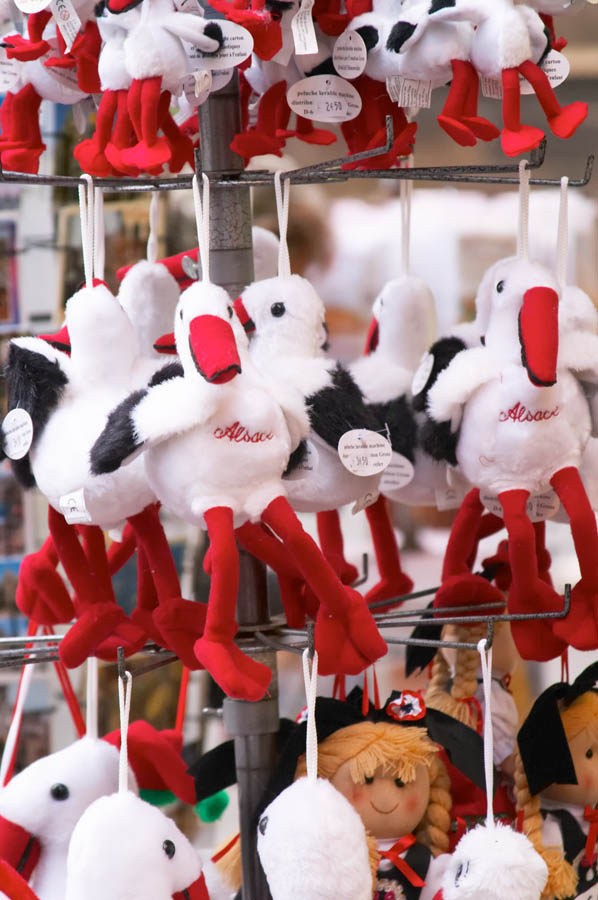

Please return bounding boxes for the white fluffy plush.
[257,777,372,900]
[441,823,548,900]
[117,260,180,359]
[0,737,137,900]
[65,791,202,900]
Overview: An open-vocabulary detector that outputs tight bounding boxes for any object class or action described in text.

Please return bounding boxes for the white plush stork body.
[91,280,386,700]
[428,257,598,657]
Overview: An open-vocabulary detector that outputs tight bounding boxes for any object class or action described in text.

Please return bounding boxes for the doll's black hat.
[517,660,598,797]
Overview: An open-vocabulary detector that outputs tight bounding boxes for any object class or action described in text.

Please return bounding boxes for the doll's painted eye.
[587,748,594,759]
[50,783,69,801]
[364,776,374,785]
[258,816,268,835]
[394,778,405,788]
[271,302,286,317]
[496,280,505,293]
[163,840,176,859]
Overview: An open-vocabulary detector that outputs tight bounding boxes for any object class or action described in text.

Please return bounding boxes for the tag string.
[118,670,133,794]
[78,173,94,290]
[274,170,291,280]
[86,656,98,741]
[400,155,413,276]
[147,191,160,265]
[192,173,210,283]
[302,648,319,782]
[93,186,105,282]
[477,638,494,828]
[556,175,569,290]
[517,160,530,261]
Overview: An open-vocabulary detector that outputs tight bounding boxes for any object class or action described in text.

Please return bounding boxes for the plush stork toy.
[90,175,386,700]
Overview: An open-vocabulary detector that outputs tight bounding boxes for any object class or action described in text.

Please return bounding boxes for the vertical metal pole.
[198,72,278,900]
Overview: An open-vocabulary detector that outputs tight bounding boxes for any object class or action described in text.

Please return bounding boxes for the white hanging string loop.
[93,186,105,283]
[86,656,98,741]
[78,173,94,290]
[118,670,133,794]
[147,192,160,265]
[517,159,530,261]
[192,173,211,283]
[0,631,39,786]
[302,648,319,783]
[400,154,414,276]
[274,170,291,280]
[556,176,569,290]
[477,637,494,829]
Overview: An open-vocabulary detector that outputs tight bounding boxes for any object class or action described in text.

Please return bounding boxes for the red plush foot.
[278,576,308,629]
[230,131,285,160]
[294,126,336,145]
[130,607,168,648]
[104,142,140,175]
[462,116,500,142]
[73,139,115,176]
[166,137,194,173]
[481,540,512,592]
[365,572,414,613]
[315,607,371,676]
[341,587,387,664]
[437,115,477,147]
[17,555,75,624]
[508,581,567,661]
[120,138,171,170]
[547,101,588,139]
[94,619,148,661]
[435,573,505,616]
[4,33,50,60]
[1,146,44,173]
[551,581,598,651]
[500,125,545,157]
[60,603,145,668]
[153,598,208,669]
[193,636,271,700]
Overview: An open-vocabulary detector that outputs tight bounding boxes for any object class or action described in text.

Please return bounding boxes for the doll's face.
[542,727,598,806]
[330,761,430,839]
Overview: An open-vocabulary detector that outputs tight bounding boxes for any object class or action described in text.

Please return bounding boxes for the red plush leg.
[293,115,336,146]
[16,534,74,625]
[460,59,500,141]
[437,59,477,146]
[71,21,102,94]
[500,67,545,157]
[0,93,14,143]
[499,489,566,661]
[517,60,587,140]
[158,91,194,172]
[73,90,118,176]
[0,85,45,174]
[105,89,138,175]
[107,524,137,574]
[550,467,598,649]
[230,82,287,160]
[316,509,358,584]
[0,859,41,900]
[466,512,504,571]
[533,520,553,587]
[122,78,171,170]
[262,496,387,675]
[128,545,168,647]
[363,495,413,611]
[194,507,272,700]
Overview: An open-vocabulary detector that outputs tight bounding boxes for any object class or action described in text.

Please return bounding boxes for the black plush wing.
[412,335,467,467]
[412,335,466,413]
[89,388,148,475]
[367,395,417,462]
[306,363,383,450]
[4,342,69,488]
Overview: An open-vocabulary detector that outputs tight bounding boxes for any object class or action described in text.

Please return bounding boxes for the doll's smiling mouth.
[370,801,400,815]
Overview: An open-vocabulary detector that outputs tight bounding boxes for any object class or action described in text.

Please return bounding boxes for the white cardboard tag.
[72,99,88,134]
[291,0,318,55]
[183,69,212,107]
[338,429,392,477]
[481,51,570,99]
[480,74,502,100]
[352,489,380,515]
[287,75,362,122]
[435,484,465,511]
[333,29,366,79]
[2,409,33,460]
[380,452,415,493]
[50,0,81,54]
[481,489,560,523]
[0,49,19,92]
[59,487,93,524]
[285,440,319,481]
[187,20,253,70]
[386,76,432,109]
[411,352,434,396]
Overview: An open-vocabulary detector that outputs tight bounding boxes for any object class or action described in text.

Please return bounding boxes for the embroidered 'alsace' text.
[499,402,560,423]
[214,421,274,443]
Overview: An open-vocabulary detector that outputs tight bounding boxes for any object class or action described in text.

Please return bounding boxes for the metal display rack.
[0,71,594,900]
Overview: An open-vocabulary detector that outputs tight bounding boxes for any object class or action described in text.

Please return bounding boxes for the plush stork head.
[559,285,598,336]
[365,275,437,369]
[174,281,245,385]
[65,283,137,384]
[483,258,560,387]
[65,791,207,900]
[234,274,327,359]
[117,261,180,360]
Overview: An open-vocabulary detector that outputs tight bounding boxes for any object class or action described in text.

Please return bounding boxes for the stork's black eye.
[179,308,184,320]
[271,302,286,317]
[394,777,405,788]
[455,863,463,885]
[228,306,233,318]
[50,783,69,801]
[496,280,505,293]
[258,816,268,835]
[364,775,374,785]
[163,840,175,859]
[587,748,594,759]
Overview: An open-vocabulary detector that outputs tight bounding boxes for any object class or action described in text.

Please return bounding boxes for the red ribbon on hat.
[457,696,483,735]
[380,834,426,887]
[582,806,598,867]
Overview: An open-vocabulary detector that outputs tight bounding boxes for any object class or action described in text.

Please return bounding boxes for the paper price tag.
[386,76,432,109]
[380,452,414,493]
[482,51,570,99]
[332,29,366,79]
[59,487,92,524]
[480,74,502,100]
[338,429,392,477]
[287,75,362,122]
[187,20,253,71]
[0,49,19,92]
[50,0,81,53]
[291,0,317,55]
[183,70,212,107]
[285,440,318,481]
[411,352,434,396]
[481,489,560,523]
[2,409,33,460]
[352,489,380,515]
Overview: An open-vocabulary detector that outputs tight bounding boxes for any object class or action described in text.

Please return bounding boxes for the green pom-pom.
[140,789,177,807]
[196,790,229,823]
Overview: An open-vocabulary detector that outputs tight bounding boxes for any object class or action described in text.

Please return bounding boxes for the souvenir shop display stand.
[0,69,595,900]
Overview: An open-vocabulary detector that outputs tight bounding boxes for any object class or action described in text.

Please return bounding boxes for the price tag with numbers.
[338,429,392,477]
[287,75,362,122]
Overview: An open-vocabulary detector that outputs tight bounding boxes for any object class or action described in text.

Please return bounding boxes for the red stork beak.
[39,324,71,354]
[172,872,210,900]
[364,316,379,354]
[154,333,178,355]
[232,297,255,334]
[0,815,41,882]
[518,286,559,387]
[188,316,241,384]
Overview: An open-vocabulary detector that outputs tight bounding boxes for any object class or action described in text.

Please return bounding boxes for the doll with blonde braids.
[515,661,598,900]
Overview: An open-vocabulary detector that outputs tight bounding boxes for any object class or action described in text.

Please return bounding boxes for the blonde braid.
[425,623,485,731]
[416,755,452,857]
